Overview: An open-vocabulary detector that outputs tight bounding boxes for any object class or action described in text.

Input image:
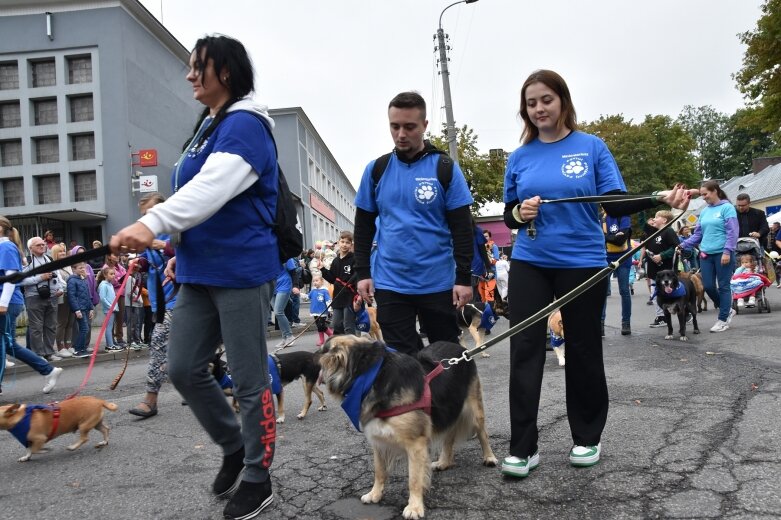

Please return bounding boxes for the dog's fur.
[678,270,707,312]
[547,310,566,366]
[655,269,700,341]
[319,335,497,520]
[457,291,509,358]
[0,396,118,462]
[365,306,383,342]
[271,350,326,423]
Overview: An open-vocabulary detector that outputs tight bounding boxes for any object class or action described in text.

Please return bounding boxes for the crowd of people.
[3,31,775,520]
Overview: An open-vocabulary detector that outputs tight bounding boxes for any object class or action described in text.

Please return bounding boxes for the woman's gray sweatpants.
[167,282,275,484]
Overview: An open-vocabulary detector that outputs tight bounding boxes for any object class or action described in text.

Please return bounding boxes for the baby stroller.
[731,237,771,314]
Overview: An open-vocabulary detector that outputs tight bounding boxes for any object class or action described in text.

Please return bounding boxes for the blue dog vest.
[8,405,53,447]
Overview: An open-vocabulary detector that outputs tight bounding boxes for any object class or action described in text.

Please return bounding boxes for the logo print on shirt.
[415,181,438,204]
[561,158,588,179]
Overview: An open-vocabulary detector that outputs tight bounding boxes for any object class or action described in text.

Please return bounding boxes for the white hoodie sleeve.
[138,152,259,236]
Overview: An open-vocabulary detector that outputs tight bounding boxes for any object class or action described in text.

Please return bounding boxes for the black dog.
[655,269,699,341]
[268,350,326,423]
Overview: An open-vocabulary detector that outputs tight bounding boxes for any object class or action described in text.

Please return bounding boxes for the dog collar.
[341,357,384,431]
[267,354,283,396]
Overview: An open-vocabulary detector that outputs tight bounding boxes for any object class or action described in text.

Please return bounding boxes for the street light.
[435,0,479,162]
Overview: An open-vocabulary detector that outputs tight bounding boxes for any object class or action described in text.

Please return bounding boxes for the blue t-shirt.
[0,240,24,305]
[308,287,331,315]
[354,152,473,293]
[697,202,738,254]
[274,258,297,295]
[172,110,281,288]
[504,131,625,268]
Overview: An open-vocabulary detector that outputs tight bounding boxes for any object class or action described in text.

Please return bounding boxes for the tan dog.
[365,306,383,341]
[678,271,707,312]
[320,335,496,520]
[0,396,118,462]
[548,310,566,366]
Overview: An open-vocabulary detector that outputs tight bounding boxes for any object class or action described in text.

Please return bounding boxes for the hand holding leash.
[452,284,472,309]
[358,278,374,306]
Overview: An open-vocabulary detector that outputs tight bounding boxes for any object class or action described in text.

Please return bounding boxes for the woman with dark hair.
[111,35,278,519]
[679,180,737,332]
[501,69,696,478]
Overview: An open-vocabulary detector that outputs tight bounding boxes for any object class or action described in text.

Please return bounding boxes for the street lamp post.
[436,0,479,162]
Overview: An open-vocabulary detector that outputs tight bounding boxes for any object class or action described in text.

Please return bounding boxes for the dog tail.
[102,402,119,412]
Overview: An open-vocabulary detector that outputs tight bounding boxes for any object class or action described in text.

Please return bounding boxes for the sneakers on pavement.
[213,446,245,498]
[570,443,601,467]
[105,345,124,352]
[727,308,736,324]
[737,299,745,308]
[747,296,756,308]
[223,479,273,520]
[621,321,631,335]
[501,452,540,478]
[5,359,14,368]
[649,316,666,328]
[48,354,62,361]
[42,367,63,394]
[130,342,142,351]
[58,348,73,358]
[274,336,294,349]
[73,351,91,358]
[710,320,729,333]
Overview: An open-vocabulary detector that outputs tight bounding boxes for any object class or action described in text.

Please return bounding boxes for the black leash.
[0,245,111,284]
[444,193,688,366]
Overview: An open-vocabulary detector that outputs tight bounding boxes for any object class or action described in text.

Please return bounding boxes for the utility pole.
[435,0,479,162]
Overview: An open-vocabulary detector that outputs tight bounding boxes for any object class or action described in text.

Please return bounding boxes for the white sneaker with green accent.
[569,443,601,467]
[501,451,539,477]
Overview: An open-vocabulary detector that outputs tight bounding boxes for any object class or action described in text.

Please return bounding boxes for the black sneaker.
[621,322,631,335]
[649,317,666,328]
[213,446,245,498]
[223,480,273,520]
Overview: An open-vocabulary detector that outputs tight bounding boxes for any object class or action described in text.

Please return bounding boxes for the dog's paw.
[480,352,491,358]
[558,358,565,367]
[318,405,327,411]
[665,335,674,340]
[276,416,285,424]
[95,441,108,448]
[680,336,688,342]
[693,329,700,334]
[361,490,383,504]
[402,503,425,520]
[431,460,453,471]
[483,455,498,467]
[296,412,306,420]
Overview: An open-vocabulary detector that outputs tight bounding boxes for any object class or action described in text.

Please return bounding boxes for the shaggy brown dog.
[319,335,496,520]
[678,270,707,312]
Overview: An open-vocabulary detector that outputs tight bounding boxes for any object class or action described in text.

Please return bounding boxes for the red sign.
[310,193,335,222]
[138,149,158,167]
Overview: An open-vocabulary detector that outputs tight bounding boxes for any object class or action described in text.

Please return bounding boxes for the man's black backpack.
[370,148,454,193]
[252,115,303,263]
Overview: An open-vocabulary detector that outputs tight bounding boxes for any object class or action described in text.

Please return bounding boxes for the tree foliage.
[677,105,730,179]
[723,107,776,177]
[734,0,781,142]
[580,114,699,194]
[428,124,505,212]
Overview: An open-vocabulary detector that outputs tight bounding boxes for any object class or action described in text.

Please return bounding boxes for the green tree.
[734,0,781,143]
[722,107,775,177]
[428,124,505,212]
[676,105,730,179]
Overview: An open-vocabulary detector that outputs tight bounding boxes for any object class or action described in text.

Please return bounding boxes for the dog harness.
[8,404,60,447]
[375,363,444,420]
[550,331,565,348]
[460,303,499,333]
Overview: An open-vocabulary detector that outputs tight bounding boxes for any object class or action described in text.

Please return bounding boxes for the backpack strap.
[371,150,454,193]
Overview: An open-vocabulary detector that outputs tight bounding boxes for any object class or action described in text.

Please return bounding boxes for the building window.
[72,171,97,201]
[67,56,92,84]
[36,175,60,204]
[34,137,59,164]
[33,98,58,125]
[31,59,56,87]
[0,101,21,128]
[1,178,24,207]
[0,62,19,90]
[71,134,95,161]
[69,95,93,122]
[0,139,23,167]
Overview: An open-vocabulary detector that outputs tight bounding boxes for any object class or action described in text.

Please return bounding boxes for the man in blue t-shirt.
[353,91,474,355]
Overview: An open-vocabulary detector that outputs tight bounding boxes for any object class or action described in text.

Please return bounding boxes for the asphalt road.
[1,279,779,519]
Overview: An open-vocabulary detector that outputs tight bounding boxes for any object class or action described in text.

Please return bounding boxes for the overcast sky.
[139,0,763,190]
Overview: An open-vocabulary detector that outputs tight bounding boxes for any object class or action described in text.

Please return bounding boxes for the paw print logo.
[561,158,589,178]
[415,182,438,204]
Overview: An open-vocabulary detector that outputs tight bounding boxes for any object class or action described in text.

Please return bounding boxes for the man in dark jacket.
[735,194,769,247]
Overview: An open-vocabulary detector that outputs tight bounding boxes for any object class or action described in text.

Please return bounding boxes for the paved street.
[1,279,780,519]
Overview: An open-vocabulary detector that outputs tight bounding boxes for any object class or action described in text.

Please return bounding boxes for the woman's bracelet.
[511,204,527,224]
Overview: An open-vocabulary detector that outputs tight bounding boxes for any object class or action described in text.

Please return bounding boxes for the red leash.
[62,259,138,401]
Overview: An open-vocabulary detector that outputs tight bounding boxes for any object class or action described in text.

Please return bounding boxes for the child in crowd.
[66,262,94,357]
[732,254,760,308]
[320,231,358,335]
[308,275,333,347]
[124,260,145,350]
[97,266,122,351]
